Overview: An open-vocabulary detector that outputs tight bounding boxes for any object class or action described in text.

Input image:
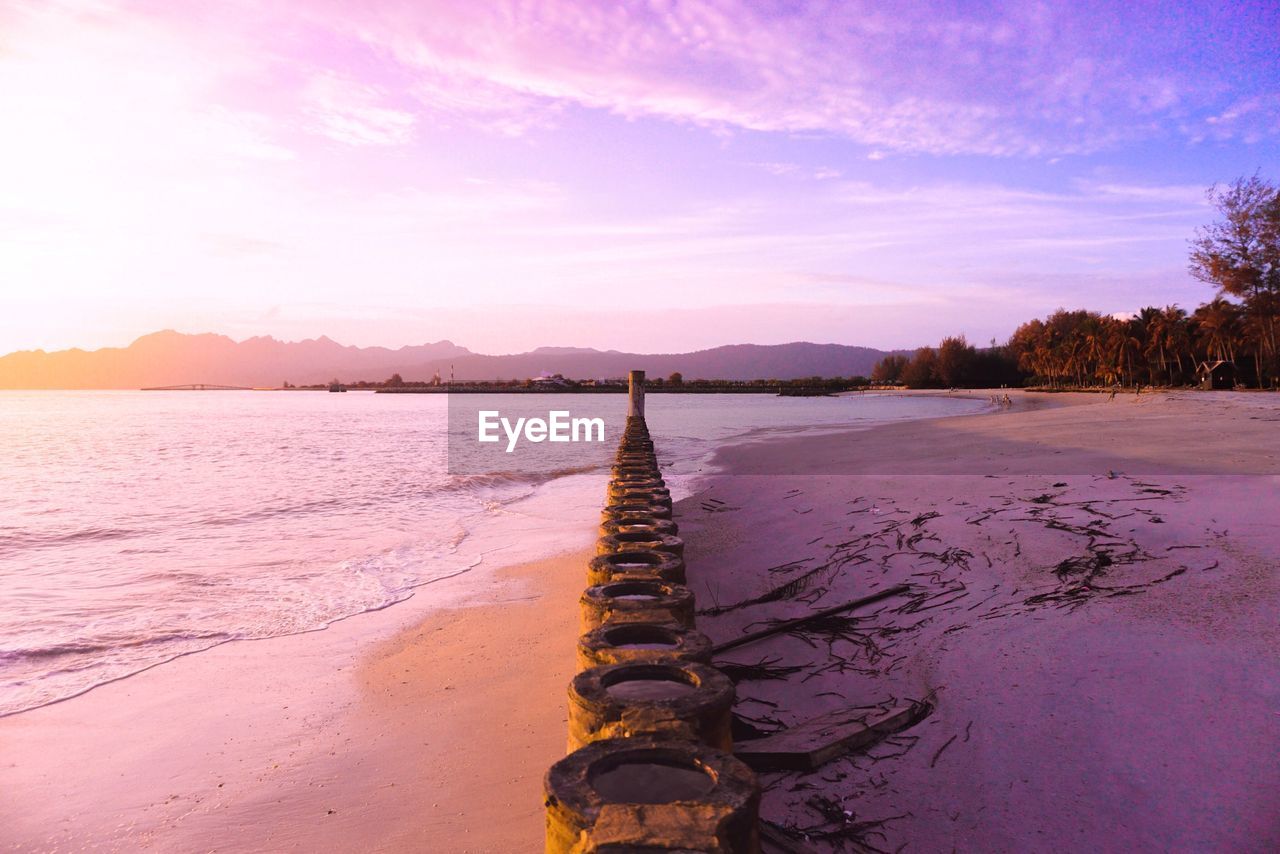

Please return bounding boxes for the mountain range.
[0,330,906,389]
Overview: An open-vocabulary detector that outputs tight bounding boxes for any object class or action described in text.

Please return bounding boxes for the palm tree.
[1192,298,1244,366]
[1137,306,1171,384]
[1160,305,1190,384]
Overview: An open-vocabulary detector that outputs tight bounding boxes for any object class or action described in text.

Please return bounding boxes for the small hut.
[1196,360,1236,390]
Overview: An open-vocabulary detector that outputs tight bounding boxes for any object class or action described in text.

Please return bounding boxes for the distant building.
[531,373,572,389]
[1196,360,1236,390]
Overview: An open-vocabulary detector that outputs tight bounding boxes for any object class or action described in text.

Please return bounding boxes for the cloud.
[409,72,566,137]
[750,161,801,176]
[1196,94,1280,144]
[1078,182,1209,206]
[9,1,1268,175]
[323,0,1268,158]
[302,73,416,146]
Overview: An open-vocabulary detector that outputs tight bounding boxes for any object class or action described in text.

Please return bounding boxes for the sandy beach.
[688,390,1280,851]
[2,390,1278,852]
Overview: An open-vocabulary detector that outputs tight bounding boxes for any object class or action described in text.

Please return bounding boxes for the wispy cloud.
[302,73,416,146]
[326,0,1274,157]
[1195,94,1280,145]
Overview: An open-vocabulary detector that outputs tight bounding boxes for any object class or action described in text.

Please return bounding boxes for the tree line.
[872,174,1280,390]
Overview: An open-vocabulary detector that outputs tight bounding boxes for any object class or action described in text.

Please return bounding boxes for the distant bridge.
[140,383,255,391]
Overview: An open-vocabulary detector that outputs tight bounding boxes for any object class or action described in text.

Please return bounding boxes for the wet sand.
[682,390,1280,851]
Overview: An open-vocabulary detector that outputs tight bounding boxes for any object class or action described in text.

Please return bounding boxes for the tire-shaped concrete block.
[607,486,671,503]
[607,480,669,499]
[611,469,661,480]
[544,737,760,854]
[577,622,712,669]
[614,457,658,471]
[596,531,683,558]
[587,550,685,586]
[567,661,734,751]
[601,503,673,523]
[606,480,667,501]
[610,491,673,510]
[611,468,665,481]
[579,580,695,630]
[599,517,679,539]
[611,466,661,481]
[609,479,667,497]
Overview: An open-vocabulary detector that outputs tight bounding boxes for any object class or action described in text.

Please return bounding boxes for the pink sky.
[1,0,1276,354]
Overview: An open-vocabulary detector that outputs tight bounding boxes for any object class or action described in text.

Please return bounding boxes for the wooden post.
[628,370,645,418]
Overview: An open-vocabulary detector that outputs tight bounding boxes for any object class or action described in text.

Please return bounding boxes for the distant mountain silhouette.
[0,331,469,389]
[0,331,906,388]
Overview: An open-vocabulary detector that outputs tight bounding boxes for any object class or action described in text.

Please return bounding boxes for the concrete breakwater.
[543,370,762,853]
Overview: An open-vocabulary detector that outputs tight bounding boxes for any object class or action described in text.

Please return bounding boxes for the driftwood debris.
[735,701,928,772]
[711,584,912,654]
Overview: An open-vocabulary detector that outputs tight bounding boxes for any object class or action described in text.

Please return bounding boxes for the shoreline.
[0,473,604,852]
[1,459,604,721]
[0,548,593,853]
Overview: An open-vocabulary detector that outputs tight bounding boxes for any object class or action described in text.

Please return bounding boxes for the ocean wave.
[189,495,347,528]
[0,630,232,663]
[441,463,604,492]
[0,525,143,556]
